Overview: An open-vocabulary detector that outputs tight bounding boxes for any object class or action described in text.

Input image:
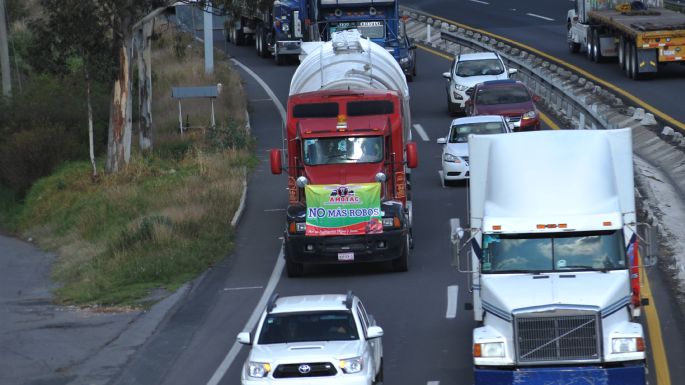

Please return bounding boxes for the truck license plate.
[338,252,354,261]
[663,50,676,56]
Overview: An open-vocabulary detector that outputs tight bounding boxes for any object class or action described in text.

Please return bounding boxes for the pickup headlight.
[474,342,505,357]
[522,110,538,120]
[612,337,645,353]
[400,57,409,64]
[444,153,462,163]
[340,357,363,374]
[247,362,271,378]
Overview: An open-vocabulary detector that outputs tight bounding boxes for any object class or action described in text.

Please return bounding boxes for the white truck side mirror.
[366,326,384,339]
[442,71,451,79]
[437,137,447,144]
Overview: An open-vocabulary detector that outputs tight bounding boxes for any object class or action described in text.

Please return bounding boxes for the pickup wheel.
[391,235,410,272]
[374,358,384,384]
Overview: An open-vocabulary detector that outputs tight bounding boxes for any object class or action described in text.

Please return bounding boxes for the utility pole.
[0,0,12,97]
[203,1,213,74]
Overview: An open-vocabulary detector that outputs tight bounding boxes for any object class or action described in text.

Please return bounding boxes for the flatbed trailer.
[567,0,685,79]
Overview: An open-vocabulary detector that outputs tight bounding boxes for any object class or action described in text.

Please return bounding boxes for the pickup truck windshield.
[481,230,626,273]
[303,136,383,165]
[258,311,359,344]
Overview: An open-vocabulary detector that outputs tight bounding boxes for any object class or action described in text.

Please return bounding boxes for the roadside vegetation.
[0,8,254,306]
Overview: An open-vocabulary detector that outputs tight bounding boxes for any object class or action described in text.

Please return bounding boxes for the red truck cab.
[271,89,417,276]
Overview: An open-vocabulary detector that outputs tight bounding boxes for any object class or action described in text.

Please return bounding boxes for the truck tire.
[568,39,580,53]
[391,234,410,272]
[618,35,626,71]
[275,49,287,66]
[447,94,459,116]
[586,29,594,60]
[285,250,304,277]
[592,29,603,62]
[255,27,263,56]
[625,42,633,78]
[234,24,245,46]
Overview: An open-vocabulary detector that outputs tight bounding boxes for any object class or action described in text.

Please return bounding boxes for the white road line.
[206,57,288,385]
[207,250,285,385]
[526,13,555,21]
[223,286,264,291]
[427,381,441,385]
[468,0,489,4]
[446,285,459,319]
[413,123,430,141]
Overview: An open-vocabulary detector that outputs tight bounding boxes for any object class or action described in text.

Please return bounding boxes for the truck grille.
[506,115,522,124]
[273,362,337,378]
[515,313,600,364]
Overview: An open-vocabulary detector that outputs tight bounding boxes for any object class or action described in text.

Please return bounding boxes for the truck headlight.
[444,153,462,163]
[522,110,538,120]
[474,342,504,357]
[612,337,644,353]
[296,176,309,188]
[247,362,271,378]
[296,222,306,232]
[281,23,290,32]
[400,57,409,64]
[454,83,469,92]
[340,357,363,373]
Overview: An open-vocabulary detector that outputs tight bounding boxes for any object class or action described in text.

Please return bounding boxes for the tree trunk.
[86,67,97,179]
[105,35,133,173]
[136,19,154,151]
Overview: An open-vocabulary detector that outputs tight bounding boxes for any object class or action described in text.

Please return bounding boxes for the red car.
[465,80,541,131]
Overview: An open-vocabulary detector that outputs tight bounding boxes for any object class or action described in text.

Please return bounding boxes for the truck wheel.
[618,36,626,70]
[412,59,417,77]
[286,257,304,277]
[447,95,458,116]
[274,47,287,66]
[406,73,413,82]
[592,29,602,62]
[568,40,580,53]
[392,235,410,272]
[586,29,594,60]
[255,27,263,56]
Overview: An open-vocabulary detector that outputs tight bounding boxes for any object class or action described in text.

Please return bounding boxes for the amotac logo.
[328,186,360,204]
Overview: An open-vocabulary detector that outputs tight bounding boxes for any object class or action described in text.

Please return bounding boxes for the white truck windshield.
[258,311,359,344]
[481,230,626,273]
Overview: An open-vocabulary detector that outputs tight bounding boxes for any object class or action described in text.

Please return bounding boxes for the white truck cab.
[238,292,384,384]
[457,129,648,385]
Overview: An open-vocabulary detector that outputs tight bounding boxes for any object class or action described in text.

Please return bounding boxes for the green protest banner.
[305,183,382,236]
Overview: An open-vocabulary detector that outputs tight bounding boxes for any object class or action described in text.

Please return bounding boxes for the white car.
[238,292,384,385]
[442,52,517,115]
[437,115,512,185]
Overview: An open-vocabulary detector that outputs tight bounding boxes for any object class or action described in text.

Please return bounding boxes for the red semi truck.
[270,30,417,277]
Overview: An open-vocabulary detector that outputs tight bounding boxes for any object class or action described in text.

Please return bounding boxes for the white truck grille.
[515,313,601,364]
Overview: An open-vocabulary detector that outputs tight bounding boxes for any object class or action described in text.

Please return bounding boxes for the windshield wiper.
[559,265,608,273]
[491,269,545,274]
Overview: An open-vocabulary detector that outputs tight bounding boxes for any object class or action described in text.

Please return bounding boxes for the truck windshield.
[303,136,383,165]
[455,59,504,77]
[328,20,385,39]
[258,311,359,344]
[481,230,626,273]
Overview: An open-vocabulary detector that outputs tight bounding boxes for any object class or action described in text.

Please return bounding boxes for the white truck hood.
[249,340,363,364]
[481,270,630,318]
[454,73,508,88]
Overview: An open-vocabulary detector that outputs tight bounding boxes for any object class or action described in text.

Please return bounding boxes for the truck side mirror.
[437,137,447,144]
[442,71,451,79]
[532,95,542,103]
[270,148,282,175]
[508,68,518,76]
[406,142,418,168]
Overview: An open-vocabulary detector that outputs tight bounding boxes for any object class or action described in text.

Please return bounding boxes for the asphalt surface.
[402,0,685,124]
[2,3,684,385]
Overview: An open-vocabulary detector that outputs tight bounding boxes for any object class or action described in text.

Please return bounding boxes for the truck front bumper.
[285,228,407,265]
[275,40,302,55]
[474,363,646,385]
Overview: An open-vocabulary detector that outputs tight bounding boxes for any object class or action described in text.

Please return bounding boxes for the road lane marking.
[539,112,560,130]
[413,123,430,141]
[207,250,285,385]
[446,285,459,318]
[427,381,440,385]
[468,0,489,4]
[223,286,264,291]
[526,13,555,21]
[207,56,288,385]
[408,8,685,132]
[641,263,672,385]
[413,10,671,383]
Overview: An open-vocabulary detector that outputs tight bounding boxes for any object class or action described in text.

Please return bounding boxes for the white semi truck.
[456,129,648,384]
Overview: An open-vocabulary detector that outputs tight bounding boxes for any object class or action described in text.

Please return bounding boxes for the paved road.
[402,0,685,125]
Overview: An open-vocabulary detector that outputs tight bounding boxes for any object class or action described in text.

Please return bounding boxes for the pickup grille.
[515,313,601,364]
[273,362,337,378]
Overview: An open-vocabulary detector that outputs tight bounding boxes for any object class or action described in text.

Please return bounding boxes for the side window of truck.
[356,302,370,336]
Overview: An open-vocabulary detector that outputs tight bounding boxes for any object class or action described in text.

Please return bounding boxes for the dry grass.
[17,19,254,306]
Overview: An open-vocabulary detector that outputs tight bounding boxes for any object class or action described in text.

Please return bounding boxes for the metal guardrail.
[664,0,685,12]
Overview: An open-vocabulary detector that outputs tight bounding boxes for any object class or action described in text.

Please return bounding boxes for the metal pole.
[178,100,183,135]
[210,98,215,128]
[204,1,214,74]
[0,0,12,97]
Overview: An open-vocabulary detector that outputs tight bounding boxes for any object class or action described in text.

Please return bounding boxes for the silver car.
[437,115,512,186]
[442,52,517,115]
[238,292,384,384]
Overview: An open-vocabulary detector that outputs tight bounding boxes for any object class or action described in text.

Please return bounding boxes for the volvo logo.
[298,364,312,374]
